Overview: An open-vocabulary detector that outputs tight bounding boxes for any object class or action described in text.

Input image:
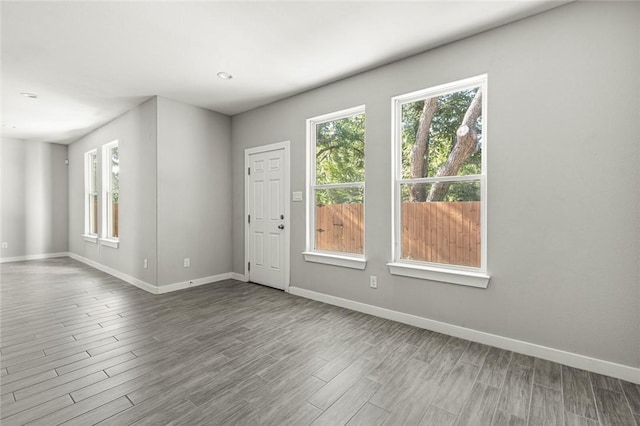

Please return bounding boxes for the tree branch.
[409,97,439,201]
[427,88,482,202]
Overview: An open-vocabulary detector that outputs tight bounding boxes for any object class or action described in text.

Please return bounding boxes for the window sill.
[82,234,98,244]
[387,262,490,288]
[99,238,119,249]
[303,251,367,270]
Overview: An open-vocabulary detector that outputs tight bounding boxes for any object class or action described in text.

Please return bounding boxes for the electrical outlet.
[144,259,148,269]
[1,242,7,249]
[370,275,377,289]
[184,258,191,268]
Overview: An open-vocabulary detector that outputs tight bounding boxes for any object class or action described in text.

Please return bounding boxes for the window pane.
[91,153,97,193]
[111,195,118,239]
[400,181,480,267]
[108,144,119,239]
[401,87,482,182]
[90,194,98,235]
[315,187,363,254]
[315,114,365,185]
[111,146,119,194]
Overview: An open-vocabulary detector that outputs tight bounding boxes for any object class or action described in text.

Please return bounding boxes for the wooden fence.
[113,203,119,238]
[90,202,118,238]
[401,202,480,267]
[315,201,480,267]
[316,203,364,254]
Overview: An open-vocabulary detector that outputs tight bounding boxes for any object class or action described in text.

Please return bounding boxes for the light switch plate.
[292,191,303,202]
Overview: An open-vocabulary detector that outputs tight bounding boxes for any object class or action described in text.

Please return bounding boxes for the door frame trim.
[244,141,291,292]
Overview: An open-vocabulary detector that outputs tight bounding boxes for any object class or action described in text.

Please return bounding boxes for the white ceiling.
[1,1,568,145]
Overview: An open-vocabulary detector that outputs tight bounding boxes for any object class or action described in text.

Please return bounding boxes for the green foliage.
[315,114,365,204]
[313,86,481,205]
[401,87,481,202]
[401,181,480,202]
[316,187,363,206]
[111,146,119,203]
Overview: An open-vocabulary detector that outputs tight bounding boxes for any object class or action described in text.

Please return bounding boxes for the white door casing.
[245,142,290,291]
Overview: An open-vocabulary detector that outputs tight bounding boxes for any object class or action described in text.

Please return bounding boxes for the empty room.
[1,1,639,425]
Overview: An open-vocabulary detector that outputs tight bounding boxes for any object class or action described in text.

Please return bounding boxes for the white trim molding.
[68,253,234,295]
[99,238,119,249]
[230,272,249,282]
[156,273,233,294]
[288,286,640,385]
[82,234,98,243]
[101,139,119,242]
[0,252,70,264]
[84,148,98,237]
[390,75,489,284]
[306,105,367,264]
[387,262,489,288]
[68,253,157,294]
[303,251,367,270]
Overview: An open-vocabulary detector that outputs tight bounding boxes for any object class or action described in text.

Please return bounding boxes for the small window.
[101,140,119,245]
[83,149,98,241]
[304,106,366,269]
[390,75,488,286]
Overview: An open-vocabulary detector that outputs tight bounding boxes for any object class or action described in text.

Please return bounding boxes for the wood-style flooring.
[1,257,638,425]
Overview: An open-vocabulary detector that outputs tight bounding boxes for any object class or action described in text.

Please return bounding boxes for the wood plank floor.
[1,257,638,425]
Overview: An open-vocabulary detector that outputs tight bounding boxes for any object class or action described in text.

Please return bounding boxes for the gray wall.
[231,2,640,368]
[67,96,232,287]
[0,138,68,259]
[156,97,232,286]
[68,98,158,285]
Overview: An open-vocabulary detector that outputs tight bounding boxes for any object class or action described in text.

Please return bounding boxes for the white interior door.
[247,147,287,290]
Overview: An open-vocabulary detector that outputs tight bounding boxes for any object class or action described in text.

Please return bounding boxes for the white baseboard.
[289,286,640,385]
[9,253,636,383]
[68,253,158,294]
[0,252,70,263]
[230,272,248,282]
[68,253,236,295]
[156,273,233,294]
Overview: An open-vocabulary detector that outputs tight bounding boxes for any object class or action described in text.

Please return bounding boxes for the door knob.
[278,224,285,229]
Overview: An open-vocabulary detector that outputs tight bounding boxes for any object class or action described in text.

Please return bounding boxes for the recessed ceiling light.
[217,72,233,80]
[21,92,38,98]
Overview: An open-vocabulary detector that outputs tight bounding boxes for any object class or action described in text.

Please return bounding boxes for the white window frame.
[100,140,119,248]
[303,105,367,270]
[83,149,98,243]
[388,75,490,288]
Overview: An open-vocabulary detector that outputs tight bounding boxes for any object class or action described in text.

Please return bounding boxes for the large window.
[390,75,489,287]
[101,140,119,247]
[83,149,98,242]
[304,106,366,269]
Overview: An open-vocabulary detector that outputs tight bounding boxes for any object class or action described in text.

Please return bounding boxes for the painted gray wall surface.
[68,98,158,285]
[231,2,640,368]
[157,97,232,286]
[0,138,68,258]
